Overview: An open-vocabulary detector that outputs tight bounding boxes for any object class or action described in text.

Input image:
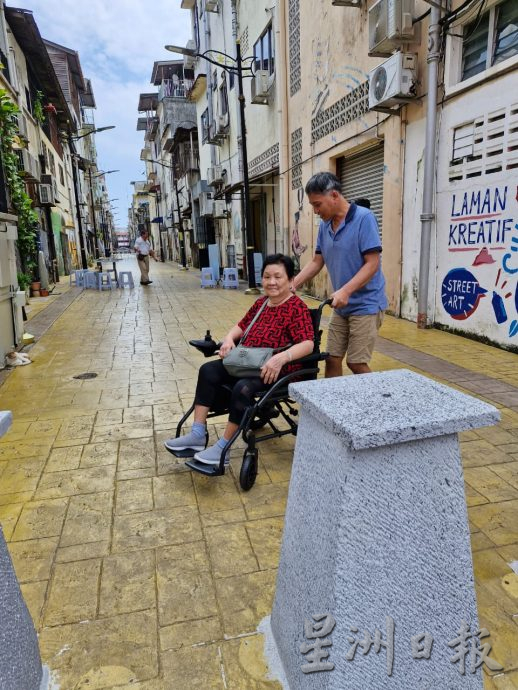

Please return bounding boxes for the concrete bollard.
[270,370,500,689]
[0,411,44,690]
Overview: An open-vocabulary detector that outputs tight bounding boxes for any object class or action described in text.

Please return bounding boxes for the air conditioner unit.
[368,0,417,57]
[17,114,29,140]
[217,113,229,134]
[213,200,227,218]
[207,120,223,146]
[207,165,223,186]
[251,70,270,105]
[332,0,361,6]
[205,0,218,11]
[184,40,197,69]
[369,52,417,109]
[38,183,55,206]
[16,149,40,182]
[199,191,213,216]
[41,174,59,202]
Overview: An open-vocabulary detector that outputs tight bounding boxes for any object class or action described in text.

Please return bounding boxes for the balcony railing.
[158,78,194,101]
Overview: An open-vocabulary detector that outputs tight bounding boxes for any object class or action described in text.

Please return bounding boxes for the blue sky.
[16,0,191,228]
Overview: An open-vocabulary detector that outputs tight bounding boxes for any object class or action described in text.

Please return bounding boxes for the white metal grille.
[311,81,369,143]
[289,0,301,96]
[291,128,302,189]
[449,102,518,182]
[337,145,385,239]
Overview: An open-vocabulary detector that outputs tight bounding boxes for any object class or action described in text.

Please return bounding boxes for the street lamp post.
[89,169,119,258]
[165,42,259,292]
[69,125,116,266]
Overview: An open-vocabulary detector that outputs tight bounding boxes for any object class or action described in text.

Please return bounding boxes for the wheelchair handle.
[319,298,333,313]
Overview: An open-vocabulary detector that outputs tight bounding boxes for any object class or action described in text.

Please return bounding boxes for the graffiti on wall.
[291,187,308,268]
[441,184,518,338]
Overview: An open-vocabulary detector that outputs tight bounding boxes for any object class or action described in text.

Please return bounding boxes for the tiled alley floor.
[0,257,517,689]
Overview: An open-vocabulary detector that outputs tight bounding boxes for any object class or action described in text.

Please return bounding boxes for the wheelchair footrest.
[185,459,226,476]
[166,447,196,458]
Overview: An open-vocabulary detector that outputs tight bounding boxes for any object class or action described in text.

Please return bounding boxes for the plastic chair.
[83,271,98,289]
[70,269,87,287]
[200,267,217,288]
[97,272,115,291]
[222,267,238,289]
[117,271,134,289]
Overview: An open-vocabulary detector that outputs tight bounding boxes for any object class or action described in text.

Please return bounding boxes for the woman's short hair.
[261,254,295,279]
[305,172,342,196]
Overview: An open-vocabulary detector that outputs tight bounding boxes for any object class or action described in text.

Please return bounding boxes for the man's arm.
[292,254,325,290]
[330,251,380,309]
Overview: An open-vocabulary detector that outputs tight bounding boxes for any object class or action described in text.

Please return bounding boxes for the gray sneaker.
[164,431,205,453]
[194,442,230,466]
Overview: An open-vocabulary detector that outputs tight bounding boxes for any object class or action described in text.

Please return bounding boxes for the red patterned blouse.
[237,295,314,375]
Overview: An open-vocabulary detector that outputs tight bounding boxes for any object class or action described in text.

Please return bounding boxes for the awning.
[151,217,163,223]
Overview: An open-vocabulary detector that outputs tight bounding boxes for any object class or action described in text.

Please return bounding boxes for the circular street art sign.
[441,268,488,320]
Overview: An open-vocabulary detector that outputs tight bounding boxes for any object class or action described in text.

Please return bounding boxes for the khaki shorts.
[326,311,384,363]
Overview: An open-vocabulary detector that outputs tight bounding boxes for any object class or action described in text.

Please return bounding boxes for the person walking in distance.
[292,172,387,378]
[134,229,157,285]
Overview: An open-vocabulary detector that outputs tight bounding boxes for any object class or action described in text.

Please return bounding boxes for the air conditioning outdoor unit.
[205,0,218,11]
[251,70,270,105]
[217,113,229,134]
[332,0,361,6]
[41,174,59,202]
[38,183,54,206]
[207,165,223,186]
[17,114,29,140]
[184,40,197,69]
[368,0,417,57]
[199,191,213,216]
[369,52,417,109]
[213,200,227,218]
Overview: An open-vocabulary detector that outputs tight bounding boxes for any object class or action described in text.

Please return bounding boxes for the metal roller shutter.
[337,145,384,238]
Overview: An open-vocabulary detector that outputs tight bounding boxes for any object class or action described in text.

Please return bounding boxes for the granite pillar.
[270,370,500,689]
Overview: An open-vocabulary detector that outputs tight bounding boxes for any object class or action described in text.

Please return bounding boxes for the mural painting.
[291,187,308,271]
[440,183,518,341]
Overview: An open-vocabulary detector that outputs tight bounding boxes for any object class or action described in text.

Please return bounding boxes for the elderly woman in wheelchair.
[164,255,315,473]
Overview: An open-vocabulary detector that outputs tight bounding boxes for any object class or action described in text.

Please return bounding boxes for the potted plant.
[43,103,57,116]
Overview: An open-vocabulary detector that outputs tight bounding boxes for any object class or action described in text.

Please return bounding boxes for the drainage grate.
[73,372,98,380]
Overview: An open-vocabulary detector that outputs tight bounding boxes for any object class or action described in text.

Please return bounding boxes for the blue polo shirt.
[316,203,388,316]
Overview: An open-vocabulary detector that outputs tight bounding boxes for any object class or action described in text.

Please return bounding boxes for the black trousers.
[194,359,269,424]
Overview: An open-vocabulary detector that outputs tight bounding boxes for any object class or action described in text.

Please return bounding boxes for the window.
[48,151,55,176]
[461,0,518,81]
[58,164,65,186]
[218,73,228,117]
[201,108,209,144]
[253,24,274,75]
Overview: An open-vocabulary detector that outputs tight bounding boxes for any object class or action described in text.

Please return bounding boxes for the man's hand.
[330,286,351,309]
[219,337,236,359]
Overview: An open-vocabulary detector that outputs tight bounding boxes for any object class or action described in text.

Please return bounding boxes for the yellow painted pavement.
[0,257,516,689]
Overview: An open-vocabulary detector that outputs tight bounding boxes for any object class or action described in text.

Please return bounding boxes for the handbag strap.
[240,298,268,345]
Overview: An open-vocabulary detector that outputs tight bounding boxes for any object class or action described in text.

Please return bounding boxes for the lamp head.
[165,44,196,57]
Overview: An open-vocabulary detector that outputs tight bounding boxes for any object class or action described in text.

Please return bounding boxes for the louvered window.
[461,0,518,81]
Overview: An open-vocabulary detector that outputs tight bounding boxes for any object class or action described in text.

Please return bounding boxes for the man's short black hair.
[139,228,148,236]
[305,172,342,196]
[261,253,295,279]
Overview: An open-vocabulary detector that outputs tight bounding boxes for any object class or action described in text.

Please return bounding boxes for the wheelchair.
[167,299,331,491]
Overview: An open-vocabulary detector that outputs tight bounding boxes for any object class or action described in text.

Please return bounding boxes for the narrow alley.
[1,258,518,689]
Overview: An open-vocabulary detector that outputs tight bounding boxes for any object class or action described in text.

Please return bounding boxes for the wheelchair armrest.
[257,367,320,408]
[293,351,329,366]
[189,339,223,357]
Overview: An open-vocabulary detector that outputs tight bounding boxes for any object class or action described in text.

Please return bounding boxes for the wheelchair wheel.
[240,450,258,491]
